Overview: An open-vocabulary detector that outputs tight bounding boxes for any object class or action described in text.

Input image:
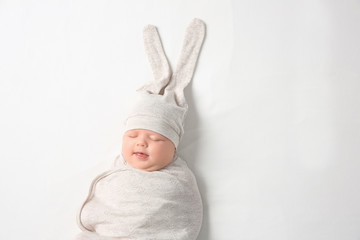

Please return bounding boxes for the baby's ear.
[137,25,172,94]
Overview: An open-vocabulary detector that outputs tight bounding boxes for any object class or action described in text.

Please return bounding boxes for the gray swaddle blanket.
[75,156,202,240]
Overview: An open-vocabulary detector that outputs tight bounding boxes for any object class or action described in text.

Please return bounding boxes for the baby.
[74,18,206,240]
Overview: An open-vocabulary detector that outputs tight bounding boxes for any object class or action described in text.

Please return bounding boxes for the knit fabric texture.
[75,156,203,240]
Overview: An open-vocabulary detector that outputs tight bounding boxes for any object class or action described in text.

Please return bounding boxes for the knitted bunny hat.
[124,18,206,148]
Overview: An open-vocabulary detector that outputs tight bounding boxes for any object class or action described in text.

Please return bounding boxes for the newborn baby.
[74,18,206,240]
[75,129,202,240]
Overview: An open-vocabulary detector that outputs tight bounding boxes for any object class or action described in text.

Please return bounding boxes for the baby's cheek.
[121,143,132,158]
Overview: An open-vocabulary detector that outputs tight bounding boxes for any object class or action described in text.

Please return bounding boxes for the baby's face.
[122,129,176,171]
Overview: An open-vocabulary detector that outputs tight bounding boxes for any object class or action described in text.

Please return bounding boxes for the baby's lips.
[134,151,149,156]
[134,152,149,160]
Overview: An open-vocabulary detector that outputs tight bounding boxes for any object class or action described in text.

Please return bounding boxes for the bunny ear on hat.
[165,18,206,107]
[137,25,172,95]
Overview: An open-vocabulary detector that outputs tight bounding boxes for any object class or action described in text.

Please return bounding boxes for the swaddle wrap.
[75,156,203,240]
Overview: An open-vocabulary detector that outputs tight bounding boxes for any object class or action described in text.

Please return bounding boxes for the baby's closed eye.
[150,136,165,141]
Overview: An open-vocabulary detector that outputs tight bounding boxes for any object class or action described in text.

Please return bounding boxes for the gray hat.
[124,18,206,147]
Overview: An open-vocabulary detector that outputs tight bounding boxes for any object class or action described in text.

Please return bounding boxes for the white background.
[1,1,360,239]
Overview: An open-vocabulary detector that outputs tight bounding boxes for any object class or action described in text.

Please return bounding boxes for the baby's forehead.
[125,129,163,136]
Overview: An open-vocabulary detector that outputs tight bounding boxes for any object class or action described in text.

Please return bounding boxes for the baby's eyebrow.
[127,131,138,135]
[150,134,164,139]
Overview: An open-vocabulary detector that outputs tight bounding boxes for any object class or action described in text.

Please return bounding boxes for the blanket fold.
[75,156,203,240]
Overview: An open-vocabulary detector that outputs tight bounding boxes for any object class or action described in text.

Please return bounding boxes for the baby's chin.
[126,160,167,172]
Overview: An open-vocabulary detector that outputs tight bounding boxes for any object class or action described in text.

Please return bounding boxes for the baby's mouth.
[134,152,149,160]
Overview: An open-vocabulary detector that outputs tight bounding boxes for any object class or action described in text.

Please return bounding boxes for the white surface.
[1,1,360,239]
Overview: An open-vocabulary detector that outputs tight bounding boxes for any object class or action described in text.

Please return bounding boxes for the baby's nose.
[136,139,147,147]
